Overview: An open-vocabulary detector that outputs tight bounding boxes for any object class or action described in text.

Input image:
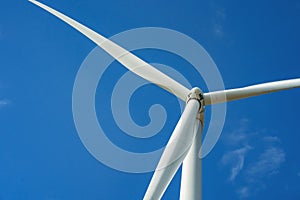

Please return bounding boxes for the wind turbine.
[29,1,300,199]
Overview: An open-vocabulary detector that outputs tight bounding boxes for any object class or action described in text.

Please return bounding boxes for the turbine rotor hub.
[186,87,204,107]
[186,87,205,124]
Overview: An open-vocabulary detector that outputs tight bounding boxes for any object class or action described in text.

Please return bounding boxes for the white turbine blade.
[204,78,300,105]
[143,99,200,200]
[29,0,190,101]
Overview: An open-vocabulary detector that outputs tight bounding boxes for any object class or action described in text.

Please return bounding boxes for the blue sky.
[1,0,300,199]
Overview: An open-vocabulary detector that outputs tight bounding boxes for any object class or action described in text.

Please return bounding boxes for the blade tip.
[28,0,37,4]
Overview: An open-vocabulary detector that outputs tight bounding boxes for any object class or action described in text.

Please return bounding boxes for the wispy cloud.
[237,186,250,199]
[262,136,281,143]
[213,23,224,37]
[222,118,255,147]
[211,6,226,38]
[246,146,285,180]
[0,26,4,40]
[220,119,285,199]
[0,99,10,108]
[221,145,252,182]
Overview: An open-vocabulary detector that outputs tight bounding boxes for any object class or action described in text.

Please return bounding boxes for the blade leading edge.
[143,99,200,200]
[204,78,300,105]
[29,0,190,101]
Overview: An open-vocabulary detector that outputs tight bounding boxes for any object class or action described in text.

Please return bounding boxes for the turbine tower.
[29,1,300,199]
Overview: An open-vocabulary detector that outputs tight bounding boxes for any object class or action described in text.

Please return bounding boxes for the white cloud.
[221,119,286,199]
[221,145,252,182]
[0,99,9,108]
[0,27,4,40]
[212,7,226,37]
[246,146,285,180]
[237,186,250,199]
[216,8,226,20]
[213,23,224,37]
[222,118,256,147]
[263,136,281,143]
[224,131,251,147]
